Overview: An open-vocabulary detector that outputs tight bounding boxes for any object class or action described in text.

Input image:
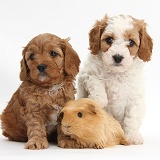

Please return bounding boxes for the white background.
[0,0,160,159]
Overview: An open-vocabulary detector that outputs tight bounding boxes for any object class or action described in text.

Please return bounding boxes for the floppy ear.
[20,47,29,81]
[89,15,108,55]
[62,39,80,77]
[136,20,153,62]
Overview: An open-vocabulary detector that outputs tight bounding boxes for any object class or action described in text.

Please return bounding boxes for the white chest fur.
[102,59,145,121]
[45,104,62,134]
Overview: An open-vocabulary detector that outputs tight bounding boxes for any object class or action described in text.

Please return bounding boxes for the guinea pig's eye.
[50,51,58,57]
[29,53,35,60]
[106,37,113,45]
[128,39,135,47]
[77,112,83,118]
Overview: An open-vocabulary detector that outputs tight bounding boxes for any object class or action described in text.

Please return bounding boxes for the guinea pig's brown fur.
[57,98,129,149]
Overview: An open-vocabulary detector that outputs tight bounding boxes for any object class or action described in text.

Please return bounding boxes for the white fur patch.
[49,82,64,96]
[105,15,133,35]
[46,104,62,134]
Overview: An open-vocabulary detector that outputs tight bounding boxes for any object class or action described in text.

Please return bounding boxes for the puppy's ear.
[62,39,80,77]
[20,48,29,81]
[89,15,108,55]
[136,19,153,62]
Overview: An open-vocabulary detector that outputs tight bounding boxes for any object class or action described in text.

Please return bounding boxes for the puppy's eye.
[106,37,113,45]
[77,112,83,118]
[29,53,34,60]
[50,51,58,57]
[128,39,135,47]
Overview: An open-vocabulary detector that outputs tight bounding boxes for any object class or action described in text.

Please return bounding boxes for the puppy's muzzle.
[112,54,124,64]
[37,64,47,72]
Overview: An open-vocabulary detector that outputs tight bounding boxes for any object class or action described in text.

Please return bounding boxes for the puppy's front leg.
[77,75,108,108]
[122,99,145,145]
[24,112,48,150]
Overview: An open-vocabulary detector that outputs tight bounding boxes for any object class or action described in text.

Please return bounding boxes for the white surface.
[0,0,160,159]
[0,133,160,160]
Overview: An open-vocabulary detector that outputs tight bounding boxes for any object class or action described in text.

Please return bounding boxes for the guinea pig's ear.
[89,15,108,55]
[57,112,64,124]
[83,104,98,114]
[61,38,81,77]
[135,19,153,62]
[20,47,30,81]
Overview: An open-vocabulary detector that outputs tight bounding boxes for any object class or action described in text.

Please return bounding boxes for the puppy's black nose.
[37,64,47,72]
[113,54,124,63]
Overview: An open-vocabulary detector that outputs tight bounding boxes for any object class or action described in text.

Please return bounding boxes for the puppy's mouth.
[38,72,48,81]
[114,63,123,67]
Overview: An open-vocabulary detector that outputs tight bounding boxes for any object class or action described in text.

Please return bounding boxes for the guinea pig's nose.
[37,64,47,72]
[64,125,71,129]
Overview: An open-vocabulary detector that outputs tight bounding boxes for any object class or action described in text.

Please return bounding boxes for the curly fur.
[57,98,129,149]
[77,14,153,145]
[1,33,80,149]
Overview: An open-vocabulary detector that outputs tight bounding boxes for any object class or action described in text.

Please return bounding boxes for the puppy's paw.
[25,137,49,150]
[126,133,144,145]
[89,95,108,108]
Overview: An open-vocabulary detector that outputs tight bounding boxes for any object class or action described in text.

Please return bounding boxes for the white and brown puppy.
[77,14,153,144]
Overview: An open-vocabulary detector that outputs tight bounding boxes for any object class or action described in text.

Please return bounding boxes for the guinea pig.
[57,98,129,149]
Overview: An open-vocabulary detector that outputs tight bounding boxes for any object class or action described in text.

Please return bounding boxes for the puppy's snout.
[113,54,124,63]
[37,64,47,72]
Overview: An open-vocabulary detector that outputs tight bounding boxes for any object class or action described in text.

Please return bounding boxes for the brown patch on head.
[123,27,140,58]
[133,18,153,62]
[101,32,116,53]
[89,15,108,55]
